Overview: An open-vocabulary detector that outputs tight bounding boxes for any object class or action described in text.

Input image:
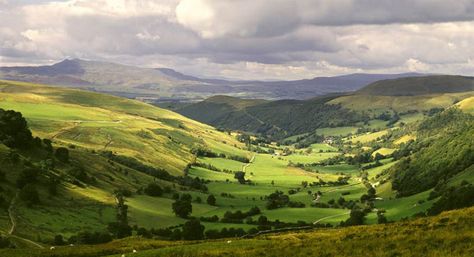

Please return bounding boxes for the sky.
[1,0,474,80]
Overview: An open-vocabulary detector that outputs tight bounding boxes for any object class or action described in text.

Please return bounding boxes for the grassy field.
[346,129,390,144]
[315,126,358,136]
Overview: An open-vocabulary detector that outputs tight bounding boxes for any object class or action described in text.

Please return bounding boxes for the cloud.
[1,0,474,80]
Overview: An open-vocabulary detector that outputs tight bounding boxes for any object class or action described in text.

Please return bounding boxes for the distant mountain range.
[0,59,425,101]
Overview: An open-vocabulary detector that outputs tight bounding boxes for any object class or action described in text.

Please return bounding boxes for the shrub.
[144,183,163,197]
[55,147,70,162]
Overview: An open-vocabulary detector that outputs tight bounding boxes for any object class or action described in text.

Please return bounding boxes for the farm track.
[313,211,351,225]
[242,154,256,173]
[6,193,44,249]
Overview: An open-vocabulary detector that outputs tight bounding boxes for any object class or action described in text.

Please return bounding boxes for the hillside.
[178,94,367,138]
[1,207,473,257]
[356,75,474,96]
[0,59,424,101]
[176,75,474,138]
[390,109,474,196]
[0,80,246,174]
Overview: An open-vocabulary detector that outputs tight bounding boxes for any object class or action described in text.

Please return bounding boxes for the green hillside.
[356,75,474,96]
[176,76,474,139]
[0,80,247,174]
[390,108,474,196]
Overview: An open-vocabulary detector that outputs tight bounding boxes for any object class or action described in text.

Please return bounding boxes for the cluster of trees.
[61,231,112,245]
[144,183,163,197]
[220,207,261,223]
[172,194,193,218]
[312,197,358,210]
[341,207,369,226]
[310,177,350,187]
[0,108,34,149]
[317,150,386,167]
[265,191,305,209]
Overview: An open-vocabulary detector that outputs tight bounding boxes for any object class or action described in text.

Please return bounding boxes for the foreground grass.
[2,207,472,257]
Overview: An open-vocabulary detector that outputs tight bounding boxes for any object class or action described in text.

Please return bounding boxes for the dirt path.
[8,193,18,235]
[242,154,256,173]
[7,193,44,249]
[313,211,351,225]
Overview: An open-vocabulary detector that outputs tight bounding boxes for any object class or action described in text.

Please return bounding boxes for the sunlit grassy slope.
[0,80,247,175]
[330,92,474,114]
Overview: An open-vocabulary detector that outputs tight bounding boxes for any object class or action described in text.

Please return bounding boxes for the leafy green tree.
[144,183,163,197]
[182,219,205,240]
[206,194,216,206]
[343,208,366,226]
[234,171,246,184]
[54,235,65,246]
[172,195,192,218]
[0,108,33,149]
[55,147,69,162]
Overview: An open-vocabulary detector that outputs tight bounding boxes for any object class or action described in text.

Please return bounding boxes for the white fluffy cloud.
[1,0,474,79]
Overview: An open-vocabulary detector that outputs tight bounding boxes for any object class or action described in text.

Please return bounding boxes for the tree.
[144,183,163,197]
[0,108,33,149]
[54,235,65,245]
[234,171,246,184]
[108,192,131,238]
[377,212,388,224]
[207,194,216,206]
[266,191,289,210]
[182,219,205,240]
[343,208,366,226]
[172,195,192,218]
[55,147,69,162]
[19,184,40,206]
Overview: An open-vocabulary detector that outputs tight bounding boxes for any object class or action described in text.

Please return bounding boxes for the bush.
[172,196,192,218]
[55,147,70,162]
[207,194,216,206]
[182,219,205,240]
[144,183,163,197]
